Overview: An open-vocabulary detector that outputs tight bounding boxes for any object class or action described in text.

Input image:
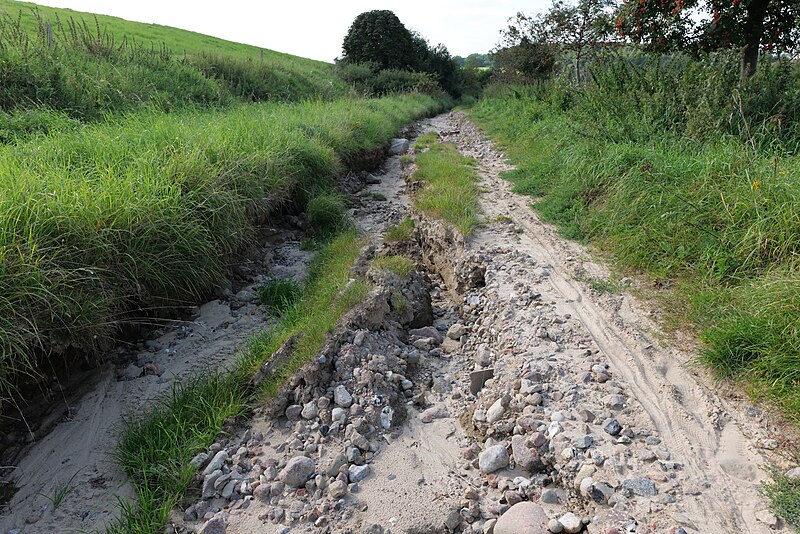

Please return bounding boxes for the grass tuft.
[372,255,416,277]
[258,279,302,315]
[385,217,415,242]
[764,467,800,526]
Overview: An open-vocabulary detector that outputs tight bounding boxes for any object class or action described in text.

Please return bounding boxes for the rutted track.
[438,111,777,533]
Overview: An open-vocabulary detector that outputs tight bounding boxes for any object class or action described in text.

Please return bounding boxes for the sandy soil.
[0,231,313,534]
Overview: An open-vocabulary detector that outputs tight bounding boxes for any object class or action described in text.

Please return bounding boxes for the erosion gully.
[0,112,788,534]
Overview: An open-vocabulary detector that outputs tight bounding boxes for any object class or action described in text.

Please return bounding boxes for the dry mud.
[0,112,789,534]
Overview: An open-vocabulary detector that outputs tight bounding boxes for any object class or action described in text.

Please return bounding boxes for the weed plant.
[372,255,416,277]
[258,279,302,315]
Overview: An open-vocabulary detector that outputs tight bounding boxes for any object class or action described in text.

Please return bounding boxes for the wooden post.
[46,20,53,48]
[260,49,264,63]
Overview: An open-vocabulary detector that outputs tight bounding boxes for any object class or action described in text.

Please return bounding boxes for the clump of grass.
[110,231,369,533]
[385,217,415,242]
[258,279,301,315]
[372,255,416,277]
[414,132,439,150]
[764,467,800,526]
[412,141,482,235]
[306,191,350,238]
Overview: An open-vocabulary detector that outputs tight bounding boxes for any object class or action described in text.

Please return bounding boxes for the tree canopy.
[341,10,416,70]
[616,0,800,79]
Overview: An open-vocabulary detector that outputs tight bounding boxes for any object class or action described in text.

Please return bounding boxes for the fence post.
[46,20,53,48]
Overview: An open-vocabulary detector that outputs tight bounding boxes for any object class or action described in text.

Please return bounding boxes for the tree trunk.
[740,0,770,80]
[575,53,582,85]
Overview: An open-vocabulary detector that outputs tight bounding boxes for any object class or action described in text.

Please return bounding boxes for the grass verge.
[412,138,481,235]
[109,231,366,533]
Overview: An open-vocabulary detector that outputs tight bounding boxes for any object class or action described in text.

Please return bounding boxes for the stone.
[548,518,564,533]
[190,452,210,470]
[332,407,347,423]
[622,477,657,497]
[494,501,550,534]
[484,518,498,534]
[445,508,462,530]
[253,484,271,502]
[487,398,506,423]
[200,514,227,534]
[421,406,449,423]
[577,409,595,423]
[348,464,371,483]
[285,404,302,420]
[301,401,318,420]
[636,449,657,462]
[787,467,800,479]
[362,524,385,534]
[512,435,542,471]
[540,488,564,505]
[334,385,353,408]
[328,479,347,499]
[572,435,593,449]
[479,444,510,473]
[755,509,778,527]
[447,323,466,340]
[409,326,444,344]
[203,451,228,476]
[590,481,615,504]
[558,512,582,534]
[602,418,622,436]
[278,456,316,488]
[470,368,495,395]
[121,363,142,380]
[389,138,410,156]
[202,470,223,498]
[602,394,625,409]
[351,431,370,451]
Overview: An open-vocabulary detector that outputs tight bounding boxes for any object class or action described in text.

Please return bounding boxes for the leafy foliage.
[616,0,800,78]
[341,10,416,70]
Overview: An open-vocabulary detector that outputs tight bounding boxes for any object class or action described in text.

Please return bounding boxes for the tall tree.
[341,10,415,70]
[616,0,800,79]
[499,0,615,84]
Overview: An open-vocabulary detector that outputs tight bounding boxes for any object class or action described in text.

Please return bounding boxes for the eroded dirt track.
[437,112,778,533]
[1,112,786,534]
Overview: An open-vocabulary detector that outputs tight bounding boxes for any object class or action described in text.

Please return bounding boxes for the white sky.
[31,0,550,62]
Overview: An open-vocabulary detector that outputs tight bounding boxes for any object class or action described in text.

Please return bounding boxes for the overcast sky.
[32,0,550,62]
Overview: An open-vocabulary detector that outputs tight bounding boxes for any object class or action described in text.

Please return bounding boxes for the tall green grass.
[0,94,447,402]
[470,60,800,419]
[110,231,367,534]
